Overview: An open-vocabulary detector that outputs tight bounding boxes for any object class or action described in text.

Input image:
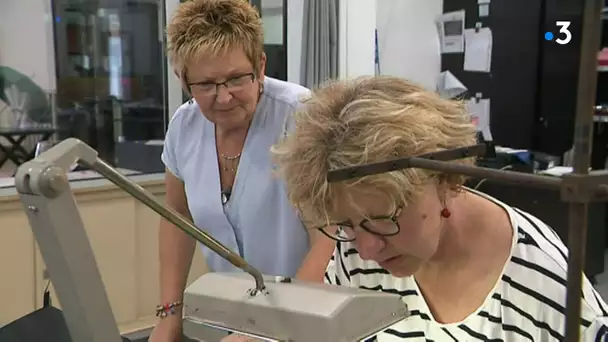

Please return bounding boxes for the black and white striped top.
[324,194,608,341]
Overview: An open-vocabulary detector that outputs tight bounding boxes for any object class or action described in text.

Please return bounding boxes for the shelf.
[594,115,608,123]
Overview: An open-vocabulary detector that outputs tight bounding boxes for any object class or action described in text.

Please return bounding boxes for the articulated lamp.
[13,138,409,342]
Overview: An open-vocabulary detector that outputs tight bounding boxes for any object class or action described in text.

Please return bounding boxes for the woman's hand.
[147,315,182,342]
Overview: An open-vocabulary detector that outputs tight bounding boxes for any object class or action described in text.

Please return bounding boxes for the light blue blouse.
[161,77,310,277]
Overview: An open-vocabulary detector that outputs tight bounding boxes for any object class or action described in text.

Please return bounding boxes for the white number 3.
[555,21,572,45]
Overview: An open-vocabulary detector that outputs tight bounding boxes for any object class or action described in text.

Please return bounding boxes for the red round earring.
[440,208,451,218]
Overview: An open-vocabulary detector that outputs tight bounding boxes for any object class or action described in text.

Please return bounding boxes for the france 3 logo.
[544,21,572,45]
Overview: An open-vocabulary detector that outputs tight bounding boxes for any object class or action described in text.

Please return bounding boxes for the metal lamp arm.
[13,138,266,342]
[15,138,265,292]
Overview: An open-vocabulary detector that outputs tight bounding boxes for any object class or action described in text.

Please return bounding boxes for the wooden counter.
[0,172,208,334]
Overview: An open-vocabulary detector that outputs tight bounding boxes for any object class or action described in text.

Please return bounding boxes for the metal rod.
[327,144,487,182]
[49,91,59,141]
[330,154,608,195]
[84,158,266,293]
[564,0,603,340]
[409,157,562,189]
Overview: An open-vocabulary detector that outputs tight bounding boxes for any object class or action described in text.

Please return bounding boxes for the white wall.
[0,0,56,92]
[0,0,56,132]
[287,0,304,84]
[335,0,443,89]
[376,0,443,90]
[339,0,378,79]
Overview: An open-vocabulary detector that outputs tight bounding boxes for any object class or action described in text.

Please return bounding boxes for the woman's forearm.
[296,232,336,282]
[159,218,197,303]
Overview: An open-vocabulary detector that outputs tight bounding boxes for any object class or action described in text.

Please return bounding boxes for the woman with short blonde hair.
[273,76,608,341]
[150,1,328,341]
[168,0,265,96]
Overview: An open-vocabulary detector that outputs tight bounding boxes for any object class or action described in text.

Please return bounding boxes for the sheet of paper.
[436,10,465,54]
[538,166,574,177]
[463,27,493,72]
[479,4,489,17]
[437,70,467,99]
[466,98,492,141]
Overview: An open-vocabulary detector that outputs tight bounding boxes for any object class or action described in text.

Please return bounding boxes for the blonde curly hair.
[271,76,477,227]
[166,0,264,90]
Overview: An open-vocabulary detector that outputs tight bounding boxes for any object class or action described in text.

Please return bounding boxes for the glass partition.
[52,0,168,174]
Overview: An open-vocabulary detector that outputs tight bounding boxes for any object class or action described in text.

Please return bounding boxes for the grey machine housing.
[184,272,409,341]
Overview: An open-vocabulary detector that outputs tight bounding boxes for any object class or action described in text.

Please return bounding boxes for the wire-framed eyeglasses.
[316,207,403,242]
[188,73,255,97]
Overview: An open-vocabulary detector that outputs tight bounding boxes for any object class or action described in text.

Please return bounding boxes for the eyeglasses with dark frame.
[316,206,403,242]
[188,73,255,97]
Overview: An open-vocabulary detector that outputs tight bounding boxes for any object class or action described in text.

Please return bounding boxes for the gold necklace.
[220,152,241,173]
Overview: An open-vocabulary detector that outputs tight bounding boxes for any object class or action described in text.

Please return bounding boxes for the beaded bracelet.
[155,300,183,318]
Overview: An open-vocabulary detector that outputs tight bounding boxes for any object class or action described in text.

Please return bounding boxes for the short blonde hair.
[272,76,477,226]
[167,0,264,85]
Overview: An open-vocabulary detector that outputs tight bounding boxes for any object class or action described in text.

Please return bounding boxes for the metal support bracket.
[561,170,608,203]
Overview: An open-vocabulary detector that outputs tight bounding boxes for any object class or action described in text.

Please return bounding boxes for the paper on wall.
[466,97,492,141]
[437,70,467,99]
[436,10,465,54]
[478,0,490,17]
[463,27,493,72]
[479,4,489,17]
